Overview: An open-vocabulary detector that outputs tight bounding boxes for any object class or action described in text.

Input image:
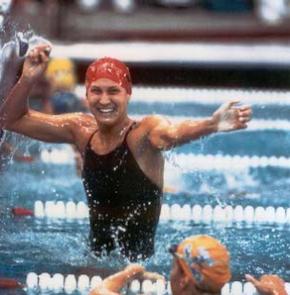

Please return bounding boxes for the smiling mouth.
[96,107,116,115]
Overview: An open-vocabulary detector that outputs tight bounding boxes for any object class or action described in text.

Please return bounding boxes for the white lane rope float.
[11,201,290,225]
[39,149,290,170]
[75,85,290,106]
[21,272,290,294]
[132,116,290,132]
[168,154,290,171]
[1,272,289,294]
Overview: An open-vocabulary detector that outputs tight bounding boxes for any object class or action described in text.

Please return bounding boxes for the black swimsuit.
[82,123,162,260]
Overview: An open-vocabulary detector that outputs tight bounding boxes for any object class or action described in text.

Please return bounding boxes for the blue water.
[0,101,290,294]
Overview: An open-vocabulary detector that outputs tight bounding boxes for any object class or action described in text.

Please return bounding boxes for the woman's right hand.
[246,274,287,295]
[21,44,51,84]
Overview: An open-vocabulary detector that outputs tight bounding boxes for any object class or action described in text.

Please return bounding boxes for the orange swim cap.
[260,275,287,295]
[176,235,231,293]
[85,57,132,95]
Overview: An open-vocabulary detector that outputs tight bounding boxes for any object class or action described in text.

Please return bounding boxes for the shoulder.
[64,113,97,151]
[137,115,170,131]
[68,112,96,128]
[129,115,171,149]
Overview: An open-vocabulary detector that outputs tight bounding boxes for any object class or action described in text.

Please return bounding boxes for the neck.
[98,116,131,140]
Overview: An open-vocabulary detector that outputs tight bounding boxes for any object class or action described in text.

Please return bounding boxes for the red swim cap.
[85,57,132,95]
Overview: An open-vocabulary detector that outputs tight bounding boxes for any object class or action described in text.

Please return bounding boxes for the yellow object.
[46,58,76,91]
[176,235,231,293]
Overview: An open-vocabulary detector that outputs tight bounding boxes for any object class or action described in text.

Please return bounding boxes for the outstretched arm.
[89,264,164,295]
[0,44,78,144]
[246,274,287,295]
[147,101,251,150]
[89,264,144,295]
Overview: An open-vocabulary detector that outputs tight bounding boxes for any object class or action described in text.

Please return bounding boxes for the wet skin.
[1,44,252,259]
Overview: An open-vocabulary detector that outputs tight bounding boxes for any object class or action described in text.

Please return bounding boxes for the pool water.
[0,92,290,294]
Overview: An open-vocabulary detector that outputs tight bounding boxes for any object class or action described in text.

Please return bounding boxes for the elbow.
[1,110,30,130]
[150,133,177,150]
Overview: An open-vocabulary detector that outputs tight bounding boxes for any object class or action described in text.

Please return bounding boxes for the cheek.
[87,95,98,106]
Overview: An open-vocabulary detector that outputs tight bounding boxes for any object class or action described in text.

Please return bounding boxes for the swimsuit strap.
[124,121,137,141]
[86,121,136,149]
[86,128,99,148]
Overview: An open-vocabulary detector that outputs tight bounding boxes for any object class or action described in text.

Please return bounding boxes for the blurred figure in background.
[28,74,53,113]
[45,57,84,114]
[45,57,86,174]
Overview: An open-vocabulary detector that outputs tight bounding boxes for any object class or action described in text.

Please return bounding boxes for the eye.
[108,88,120,95]
[90,87,102,95]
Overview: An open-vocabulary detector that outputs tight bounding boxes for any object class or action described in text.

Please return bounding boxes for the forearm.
[180,118,216,139]
[0,76,33,128]
[89,269,140,295]
[171,118,217,146]
[149,116,218,150]
[103,268,141,292]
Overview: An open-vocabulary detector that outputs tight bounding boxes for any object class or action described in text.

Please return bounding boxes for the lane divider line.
[23,272,290,294]
[132,116,290,132]
[11,201,290,224]
[166,154,290,171]
[75,85,290,105]
[39,150,290,170]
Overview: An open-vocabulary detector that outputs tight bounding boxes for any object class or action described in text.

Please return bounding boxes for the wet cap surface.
[86,57,132,94]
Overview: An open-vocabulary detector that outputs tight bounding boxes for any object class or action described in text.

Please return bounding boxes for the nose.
[99,92,111,105]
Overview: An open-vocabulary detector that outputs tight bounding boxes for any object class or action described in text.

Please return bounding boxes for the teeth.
[99,108,114,113]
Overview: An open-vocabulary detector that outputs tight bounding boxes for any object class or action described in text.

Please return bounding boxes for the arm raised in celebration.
[0,43,80,144]
[147,101,252,150]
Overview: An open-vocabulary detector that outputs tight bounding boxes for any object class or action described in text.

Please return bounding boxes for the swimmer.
[90,235,231,295]
[90,235,287,295]
[1,44,252,260]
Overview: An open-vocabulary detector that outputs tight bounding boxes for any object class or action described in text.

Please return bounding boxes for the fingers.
[218,100,240,112]
[239,105,251,111]
[245,274,259,285]
[39,51,49,63]
[238,108,252,124]
[27,45,51,64]
[142,271,165,281]
[31,43,51,54]
[227,100,240,108]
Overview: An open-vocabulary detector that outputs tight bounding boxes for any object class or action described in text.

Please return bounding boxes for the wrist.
[208,116,218,133]
[19,75,35,87]
[124,265,144,277]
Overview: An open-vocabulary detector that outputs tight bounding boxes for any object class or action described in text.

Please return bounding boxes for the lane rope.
[23,272,290,294]
[75,85,290,105]
[12,201,290,225]
[132,116,290,132]
[39,150,290,170]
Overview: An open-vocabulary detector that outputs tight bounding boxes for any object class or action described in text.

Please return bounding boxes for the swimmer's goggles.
[168,243,201,280]
[168,244,218,294]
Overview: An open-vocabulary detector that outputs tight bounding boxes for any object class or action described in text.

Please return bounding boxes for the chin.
[95,116,119,127]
